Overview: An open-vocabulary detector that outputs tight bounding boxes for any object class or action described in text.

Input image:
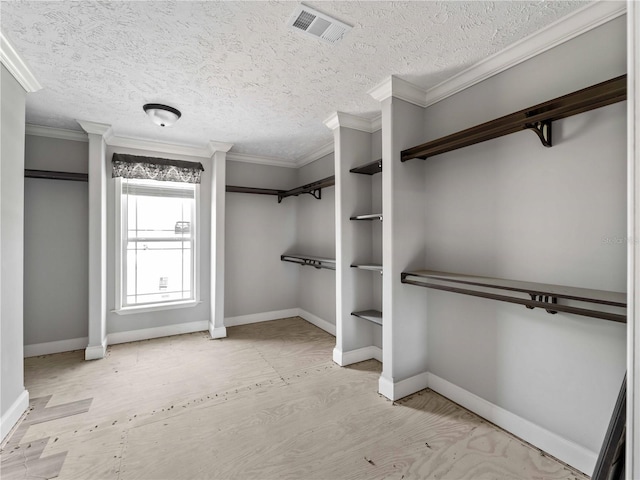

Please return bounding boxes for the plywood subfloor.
[1,317,588,480]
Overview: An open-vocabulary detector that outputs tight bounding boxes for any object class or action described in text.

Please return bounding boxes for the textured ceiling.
[1,1,588,163]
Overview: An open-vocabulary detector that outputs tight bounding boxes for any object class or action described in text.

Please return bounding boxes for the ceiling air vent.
[287,4,352,45]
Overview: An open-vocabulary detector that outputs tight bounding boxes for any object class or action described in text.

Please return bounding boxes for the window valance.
[112,153,204,184]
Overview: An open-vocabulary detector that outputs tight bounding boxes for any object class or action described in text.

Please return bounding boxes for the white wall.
[1,64,28,440]
[225,161,299,318]
[419,17,626,456]
[24,136,88,346]
[105,145,213,334]
[296,154,336,325]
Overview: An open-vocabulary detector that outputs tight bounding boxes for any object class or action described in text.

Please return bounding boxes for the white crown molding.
[368,75,427,107]
[26,124,88,142]
[423,0,626,107]
[0,31,41,92]
[105,134,212,158]
[323,112,379,133]
[226,151,296,168]
[371,114,382,132]
[77,120,112,137]
[207,140,234,155]
[295,142,334,168]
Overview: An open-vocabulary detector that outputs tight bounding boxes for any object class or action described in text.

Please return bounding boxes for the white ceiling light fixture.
[287,4,352,45]
[143,103,181,127]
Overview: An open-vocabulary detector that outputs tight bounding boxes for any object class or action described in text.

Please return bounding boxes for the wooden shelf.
[25,169,88,182]
[350,159,382,175]
[281,254,335,271]
[278,175,335,203]
[351,310,382,326]
[401,75,626,162]
[401,269,626,323]
[351,264,383,273]
[350,213,382,221]
[226,185,284,196]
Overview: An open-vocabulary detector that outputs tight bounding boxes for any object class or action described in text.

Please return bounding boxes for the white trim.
[84,340,106,360]
[107,320,208,345]
[323,112,379,133]
[77,120,111,137]
[207,141,234,155]
[332,346,382,366]
[112,300,201,315]
[0,32,41,92]
[297,309,336,336]
[295,143,334,168]
[106,134,211,158]
[25,124,88,142]
[368,75,428,107]
[0,389,29,442]
[371,114,382,133]
[209,325,227,339]
[24,337,88,358]
[426,372,597,475]
[224,308,300,327]
[377,371,430,401]
[627,1,640,476]
[226,151,294,168]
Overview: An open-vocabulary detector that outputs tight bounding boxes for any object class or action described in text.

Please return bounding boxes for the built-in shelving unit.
[401,75,626,163]
[24,169,88,182]
[350,213,382,221]
[281,254,335,271]
[351,309,383,325]
[401,269,626,323]
[350,159,382,175]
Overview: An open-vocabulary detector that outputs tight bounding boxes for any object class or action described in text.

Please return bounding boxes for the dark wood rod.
[24,169,88,182]
[226,185,284,196]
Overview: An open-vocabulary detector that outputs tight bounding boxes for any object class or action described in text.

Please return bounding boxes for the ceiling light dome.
[143,103,181,127]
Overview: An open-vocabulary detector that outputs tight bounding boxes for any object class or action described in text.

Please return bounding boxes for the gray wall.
[24,136,89,345]
[420,17,626,453]
[1,65,27,437]
[296,153,336,325]
[225,161,299,317]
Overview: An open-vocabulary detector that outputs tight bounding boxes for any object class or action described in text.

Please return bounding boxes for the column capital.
[77,120,112,137]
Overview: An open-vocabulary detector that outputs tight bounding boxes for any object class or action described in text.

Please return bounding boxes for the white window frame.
[114,177,200,315]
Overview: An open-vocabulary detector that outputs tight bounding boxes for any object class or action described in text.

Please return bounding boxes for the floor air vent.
[287,4,352,45]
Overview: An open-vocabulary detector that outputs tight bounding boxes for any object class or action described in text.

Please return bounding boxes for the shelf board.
[351,264,383,272]
[278,175,335,203]
[350,159,382,175]
[281,254,336,270]
[226,185,284,196]
[350,213,382,221]
[25,169,88,182]
[401,75,626,162]
[352,310,382,326]
[401,269,626,323]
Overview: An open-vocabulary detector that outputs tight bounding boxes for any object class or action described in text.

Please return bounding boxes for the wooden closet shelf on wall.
[281,254,336,271]
[401,270,626,323]
[24,169,88,182]
[350,159,382,175]
[350,213,382,221]
[226,175,335,203]
[351,309,383,326]
[401,75,627,162]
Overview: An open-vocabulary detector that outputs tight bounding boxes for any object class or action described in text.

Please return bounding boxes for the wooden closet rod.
[24,169,88,182]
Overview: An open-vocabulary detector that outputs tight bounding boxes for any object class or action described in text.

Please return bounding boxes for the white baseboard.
[1,389,29,442]
[426,372,597,475]
[333,346,382,366]
[224,308,300,327]
[209,325,227,339]
[377,371,430,401]
[297,309,336,336]
[107,321,208,345]
[84,339,107,360]
[24,337,88,358]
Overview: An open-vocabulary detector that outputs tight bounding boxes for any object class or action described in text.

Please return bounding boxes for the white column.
[208,141,232,339]
[77,120,111,360]
[627,1,639,477]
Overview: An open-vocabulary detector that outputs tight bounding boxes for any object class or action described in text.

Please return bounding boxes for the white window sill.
[112,300,201,316]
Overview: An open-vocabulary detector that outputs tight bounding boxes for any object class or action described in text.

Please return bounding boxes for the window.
[115,178,199,312]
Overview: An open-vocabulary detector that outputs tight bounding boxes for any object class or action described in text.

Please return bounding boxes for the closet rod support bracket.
[527,294,558,314]
[525,120,552,148]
